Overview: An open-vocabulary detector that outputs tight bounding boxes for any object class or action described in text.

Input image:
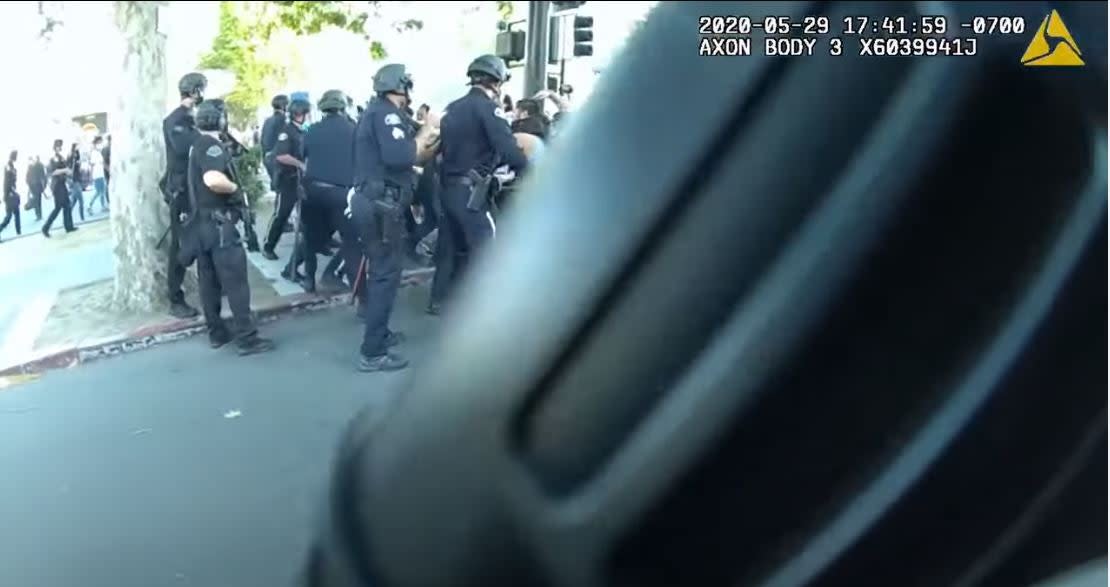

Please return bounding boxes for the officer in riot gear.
[436,54,528,304]
[183,100,275,355]
[262,98,311,264]
[261,94,288,190]
[350,63,439,372]
[204,98,261,252]
[299,89,360,293]
[160,71,208,319]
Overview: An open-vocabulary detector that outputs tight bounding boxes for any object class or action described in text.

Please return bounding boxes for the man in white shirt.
[87,136,109,214]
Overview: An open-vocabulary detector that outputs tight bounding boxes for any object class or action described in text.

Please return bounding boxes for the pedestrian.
[350,62,439,372]
[159,72,207,319]
[184,100,274,355]
[299,89,360,293]
[25,155,46,221]
[102,135,111,201]
[261,94,288,192]
[0,150,21,240]
[435,54,528,303]
[66,143,85,222]
[41,139,76,238]
[262,98,310,266]
[87,136,108,214]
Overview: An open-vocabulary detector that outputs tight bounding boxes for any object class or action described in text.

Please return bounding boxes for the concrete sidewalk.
[0,287,440,587]
[0,192,435,380]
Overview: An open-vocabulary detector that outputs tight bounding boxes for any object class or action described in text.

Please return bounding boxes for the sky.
[0,0,655,155]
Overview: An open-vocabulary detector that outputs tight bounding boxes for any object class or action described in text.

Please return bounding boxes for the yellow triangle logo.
[1020,10,1085,67]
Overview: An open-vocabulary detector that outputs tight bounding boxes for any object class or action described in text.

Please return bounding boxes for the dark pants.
[42,187,73,233]
[303,183,360,286]
[167,193,190,305]
[28,186,43,220]
[194,217,256,341]
[0,200,21,237]
[265,178,299,252]
[439,179,495,291]
[351,188,402,359]
[429,207,456,306]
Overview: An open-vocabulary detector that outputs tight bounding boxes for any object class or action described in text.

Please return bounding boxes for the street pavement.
[0,286,440,587]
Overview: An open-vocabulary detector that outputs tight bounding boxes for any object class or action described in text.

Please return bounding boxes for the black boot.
[209,328,232,349]
[169,301,200,319]
[261,248,279,261]
[237,333,275,356]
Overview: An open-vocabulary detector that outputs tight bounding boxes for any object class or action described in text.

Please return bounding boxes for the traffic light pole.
[524,1,551,97]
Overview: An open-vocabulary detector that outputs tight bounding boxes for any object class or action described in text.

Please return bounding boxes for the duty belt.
[443,175,474,187]
[196,208,241,223]
[309,180,346,189]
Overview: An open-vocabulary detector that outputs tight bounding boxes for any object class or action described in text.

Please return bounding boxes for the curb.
[0,267,435,378]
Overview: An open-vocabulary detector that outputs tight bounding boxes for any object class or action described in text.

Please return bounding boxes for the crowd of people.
[0,135,111,241]
[158,53,567,371]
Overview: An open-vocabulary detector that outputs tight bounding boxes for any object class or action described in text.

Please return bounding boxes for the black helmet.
[195,100,226,132]
[288,99,312,118]
[178,72,208,100]
[318,90,347,112]
[467,54,510,83]
[373,64,413,95]
[271,94,290,111]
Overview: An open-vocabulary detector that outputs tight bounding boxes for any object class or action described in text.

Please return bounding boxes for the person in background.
[42,139,76,237]
[512,116,547,162]
[102,135,111,200]
[512,98,549,140]
[502,94,514,114]
[0,150,21,240]
[67,143,85,222]
[87,136,108,215]
[25,155,46,221]
[415,103,430,124]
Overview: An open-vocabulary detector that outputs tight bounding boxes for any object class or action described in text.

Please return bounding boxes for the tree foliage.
[198,2,284,128]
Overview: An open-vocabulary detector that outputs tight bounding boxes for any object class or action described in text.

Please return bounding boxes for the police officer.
[436,54,528,300]
[161,72,207,319]
[299,89,359,293]
[186,101,275,355]
[261,94,288,190]
[205,98,260,252]
[351,63,439,372]
[262,98,311,263]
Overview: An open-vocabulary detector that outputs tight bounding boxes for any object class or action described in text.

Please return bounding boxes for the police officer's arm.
[478,101,529,171]
[374,113,417,170]
[261,116,280,153]
[199,143,238,194]
[274,130,306,172]
[168,115,199,163]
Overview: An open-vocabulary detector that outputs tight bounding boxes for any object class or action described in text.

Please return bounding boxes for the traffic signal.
[495,29,526,63]
[573,15,594,57]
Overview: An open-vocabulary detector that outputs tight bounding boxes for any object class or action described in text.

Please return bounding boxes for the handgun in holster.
[465,169,495,212]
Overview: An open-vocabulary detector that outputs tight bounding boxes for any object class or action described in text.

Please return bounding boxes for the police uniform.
[302,91,359,292]
[264,113,306,258]
[186,103,274,355]
[41,144,75,236]
[437,55,528,296]
[161,72,207,318]
[351,64,418,371]
[261,99,287,187]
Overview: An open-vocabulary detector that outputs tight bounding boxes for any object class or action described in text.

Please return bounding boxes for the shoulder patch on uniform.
[205,144,224,157]
[384,113,402,126]
[172,125,187,133]
[278,132,289,141]
[391,127,406,140]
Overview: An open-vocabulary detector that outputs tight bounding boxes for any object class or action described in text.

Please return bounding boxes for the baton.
[350,256,368,305]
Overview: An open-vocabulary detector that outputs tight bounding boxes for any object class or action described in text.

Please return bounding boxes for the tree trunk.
[108,0,175,312]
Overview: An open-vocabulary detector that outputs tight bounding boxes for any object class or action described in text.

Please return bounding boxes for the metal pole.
[559,58,566,91]
[524,1,550,97]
